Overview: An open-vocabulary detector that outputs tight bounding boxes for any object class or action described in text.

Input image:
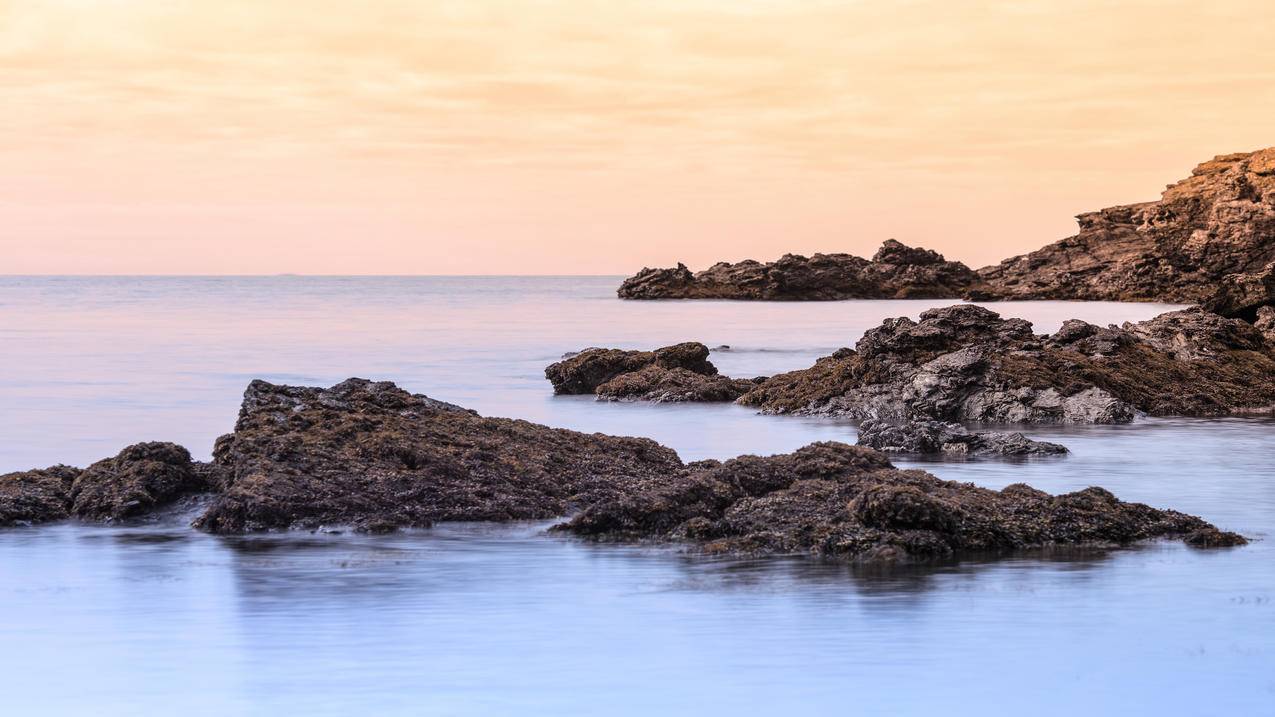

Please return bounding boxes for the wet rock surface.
[0,443,214,527]
[855,418,1068,456]
[738,304,1275,422]
[977,148,1275,317]
[546,342,759,402]
[0,465,82,527]
[560,442,1243,561]
[0,380,1247,561]
[545,342,718,394]
[618,240,980,300]
[194,378,685,533]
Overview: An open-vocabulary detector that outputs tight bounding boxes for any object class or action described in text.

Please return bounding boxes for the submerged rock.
[560,442,1243,561]
[855,418,1068,456]
[738,304,1275,423]
[977,147,1275,317]
[546,342,759,402]
[193,378,685,533]
[0,443,215,527]
[617,239,981,301]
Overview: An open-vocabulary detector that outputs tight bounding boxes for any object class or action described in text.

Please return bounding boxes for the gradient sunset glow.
[3,0,1273,274]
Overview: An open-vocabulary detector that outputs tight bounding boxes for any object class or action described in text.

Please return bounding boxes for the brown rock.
[70,442,211,522]
[545,342,716,395]
[560,442,1245,561]
[738,304,1275,422]
[0,465,82,527]
[977,148,1275,317]
[618,240,981,300]
[193,378,685,533]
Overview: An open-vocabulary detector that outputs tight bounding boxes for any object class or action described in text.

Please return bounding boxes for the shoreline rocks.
[560,442,1243,561]
[0,443,216,527]
[616,147,1275,318]
[738,305,1275,423]
[0,378,1247,563]
[977,148,1275,318]
[855,419,1068,457]
[618,239,981,301]
[546,342,761,402]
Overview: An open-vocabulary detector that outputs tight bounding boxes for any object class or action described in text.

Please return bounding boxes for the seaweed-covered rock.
[738,305,1275,423]
[193,378,685,533]
[545,342,717,395]
[70,442,210,522]
[855,418,1068,456]
[0,465,82,527]
[546,342,758,403]
[1,443,215,527]
[977,147,1275,318]
[595,365,763,403]
[618,240,981,300]
[560,442,1245,561]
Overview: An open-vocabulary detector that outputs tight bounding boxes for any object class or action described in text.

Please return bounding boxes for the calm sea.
[1,276,1271,715]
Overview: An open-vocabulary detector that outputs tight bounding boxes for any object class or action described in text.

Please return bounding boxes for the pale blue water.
[1,277,1272,716]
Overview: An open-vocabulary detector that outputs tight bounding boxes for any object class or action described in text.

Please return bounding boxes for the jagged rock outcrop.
[738,305,1275,422]
[855,418,1068,456]
[1,380,1247,561]
[546,342,760,402]
[193,378,686,533]
[0,443,215,527]
[618,240,980,300]
[560,442,1244,561]
[977,148,1275,317]
[1254,306,1275,344]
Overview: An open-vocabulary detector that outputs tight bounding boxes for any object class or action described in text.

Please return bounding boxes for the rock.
[193,378,685,533]
[595,365,763,403]
[545,342,716,395]
[0,465,82,527]
[546,342,758,402]
[1254,306,1275,344]
[70,442,212,522]
[559,442,1244,561]
[617,240,982,300]
[737,305,1275,422]
[855,418,1068,456]
[977,148,1275,317]
[0,443,216,527]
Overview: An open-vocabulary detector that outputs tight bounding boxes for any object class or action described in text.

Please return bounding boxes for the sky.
[1,0,1273,275]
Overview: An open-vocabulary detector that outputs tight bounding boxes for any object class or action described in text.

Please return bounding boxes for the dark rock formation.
[0,465,81,527]
[545,342,717,394]
[1,380,1248,562]
[0,443,214,527]
[193,378,685,533]
[560,442,1243,561]
[595,365,763,403]
[546,342,759,402]
[618,239,980,300]
[738,304,1275,423]
[977,148,1275,317]
[855,418,1068,456]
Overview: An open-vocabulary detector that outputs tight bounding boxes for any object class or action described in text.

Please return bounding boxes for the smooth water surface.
[1,277,1272,715]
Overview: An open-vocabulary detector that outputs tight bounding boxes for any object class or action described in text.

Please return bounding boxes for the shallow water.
[1,277,1272,716]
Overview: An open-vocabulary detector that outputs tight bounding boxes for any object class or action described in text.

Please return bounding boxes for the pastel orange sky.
[2,0,1273,275]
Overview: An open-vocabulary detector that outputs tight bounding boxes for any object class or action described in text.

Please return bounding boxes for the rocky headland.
[545,342,762,402]
[855,419,1068,457]
[618,239,981,301]
[738,305,1275,423]
[618,147,1275,318]
[0,378,1246,562]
